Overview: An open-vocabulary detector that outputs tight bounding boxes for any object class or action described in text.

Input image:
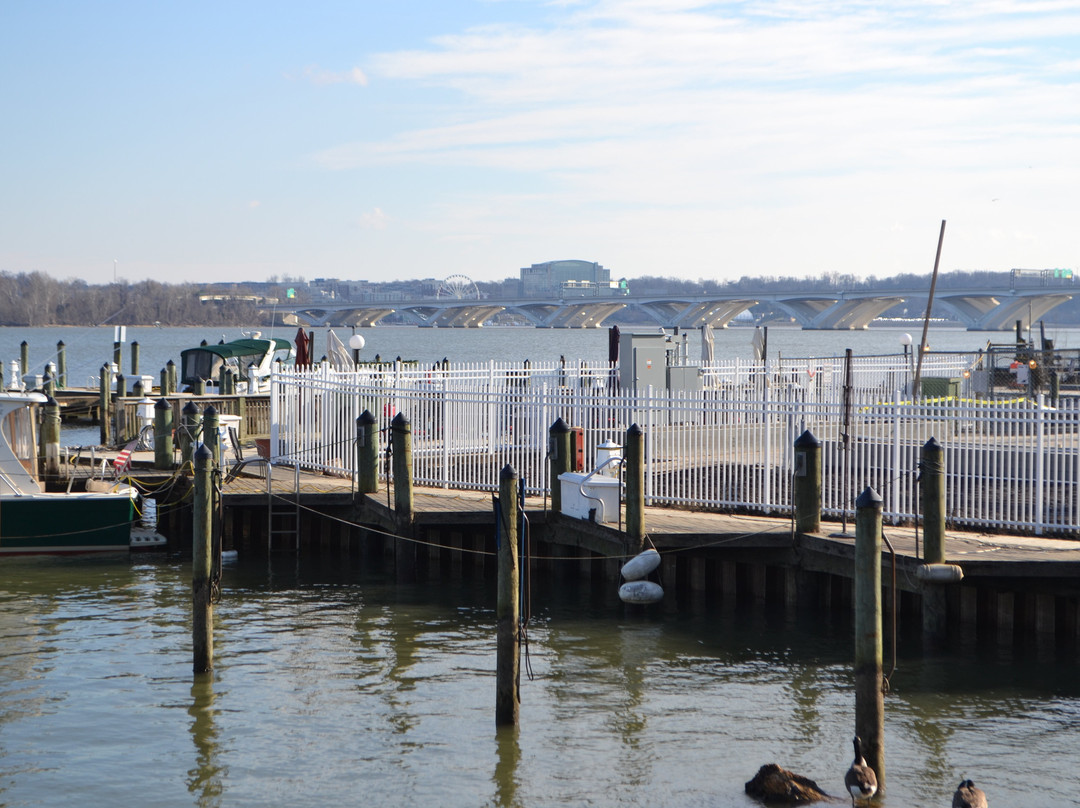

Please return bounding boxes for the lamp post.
[348,333,366,367]
[900,333,913,395]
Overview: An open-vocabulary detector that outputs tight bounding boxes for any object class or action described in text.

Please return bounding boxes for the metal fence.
[269,358,1080,536]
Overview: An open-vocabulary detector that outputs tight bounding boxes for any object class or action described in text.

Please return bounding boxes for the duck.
[952,779,988,808]
[844,736,878,806]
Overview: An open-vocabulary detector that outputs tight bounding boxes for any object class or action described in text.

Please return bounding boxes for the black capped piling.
[154,398,174,469]
[180,401,200,468]
[99,364,112,446]
[548,418,571,514]
[793,429,822,535]
[496,464,520,726]
[192,443,214,673]
[40,396,61,483]
[624,423,645,553]
[854,487,884,793]
[356,410,379,495]
[201,405,220,469]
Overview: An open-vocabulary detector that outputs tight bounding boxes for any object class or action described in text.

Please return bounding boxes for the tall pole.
[193,444,214,673]
[913,219,946,399]
[854,487,885,793]
[496,464,521,726]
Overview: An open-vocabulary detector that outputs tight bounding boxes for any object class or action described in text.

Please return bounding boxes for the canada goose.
[952,779,987,808]
[844,736,878,806]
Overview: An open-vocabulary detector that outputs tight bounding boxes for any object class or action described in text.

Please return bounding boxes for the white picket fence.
[269,358,1080,536]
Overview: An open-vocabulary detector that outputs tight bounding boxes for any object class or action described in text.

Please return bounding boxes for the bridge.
[274,286,1073,331]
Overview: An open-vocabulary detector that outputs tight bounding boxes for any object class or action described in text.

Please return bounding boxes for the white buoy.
[619,580,664,604]
[916,563,964,583]
[620,548,661,581]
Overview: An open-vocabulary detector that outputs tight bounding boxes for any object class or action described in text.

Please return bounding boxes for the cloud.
[303,65,369,86]
[359,207,389,230]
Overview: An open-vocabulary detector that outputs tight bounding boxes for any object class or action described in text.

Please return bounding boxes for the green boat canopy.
[180,338,293,386]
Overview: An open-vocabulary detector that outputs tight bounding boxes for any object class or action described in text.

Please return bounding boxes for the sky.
[1,1,1078,288]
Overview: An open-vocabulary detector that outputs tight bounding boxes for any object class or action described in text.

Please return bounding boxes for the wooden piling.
[548,417,571,514]
[180,401,200,468]
[356,410,379,494]
[193,444,214,673]
[920,437,945,564]
[391,412,416,579]
[154,398,174,469]
[56,340,66,389]
[202,405,221,469]
[40,396,61,484]
[20,340,28,378]
[99,364,112,446]
[624,423,645,553]
[854,487,885,792]
[131,341,140,377]
[496,464,520,726]
[167,360,177,395]
[793,429,822,534]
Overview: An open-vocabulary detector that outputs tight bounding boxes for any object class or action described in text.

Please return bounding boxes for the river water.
[0,553,1077,807]
[2,324,1079,807]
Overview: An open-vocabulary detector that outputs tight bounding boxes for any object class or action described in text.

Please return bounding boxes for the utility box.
[921,377,961,399]
[667,365,702,393]
[619,332,668,391]
[558,472,621,524]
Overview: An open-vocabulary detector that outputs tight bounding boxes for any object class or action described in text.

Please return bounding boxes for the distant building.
[519,260,628,298]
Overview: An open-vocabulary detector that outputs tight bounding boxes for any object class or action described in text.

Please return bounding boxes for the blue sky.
[1,0,1077,287]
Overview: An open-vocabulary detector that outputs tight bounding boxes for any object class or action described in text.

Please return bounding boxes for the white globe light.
[348,334,366,351]
[899,333,912,347]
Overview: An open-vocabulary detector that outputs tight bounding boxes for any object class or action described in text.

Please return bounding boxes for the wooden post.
[921,437,946,564]
[854,487,885,792]
[202,405,221,470]
[548,417,571,514]
[167,360,177,395]
[193,378,205,395]
[19,340,28,378]
[496,464,520,726]
[180,401,200,468]
[356,410,379,494]
[131,341,140,377]
[193,443,214,673]
[793,429,822,534]
[40,396,61,484]
[56,340,66,389]
[99,364,112,446]
[113,340,122,374]
[391,412,415,579]
[160,367,169,397]
[154,398,174,469]
[624,423,645,553]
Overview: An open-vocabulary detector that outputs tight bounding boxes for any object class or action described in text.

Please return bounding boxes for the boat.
[0,392,134,554]
[179,332,294,392]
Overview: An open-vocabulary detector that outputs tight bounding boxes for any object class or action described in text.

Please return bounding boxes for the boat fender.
[620,548,661,581]
[916,563,964,583]
[619,580,664,604]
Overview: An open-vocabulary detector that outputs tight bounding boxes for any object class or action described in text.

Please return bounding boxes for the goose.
[952,779,987,808]
[844,736,878,806]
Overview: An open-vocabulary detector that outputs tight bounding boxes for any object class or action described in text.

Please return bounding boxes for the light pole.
[348,333,366,367]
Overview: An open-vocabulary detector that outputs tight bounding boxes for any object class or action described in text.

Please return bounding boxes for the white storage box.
[558,472,621,524]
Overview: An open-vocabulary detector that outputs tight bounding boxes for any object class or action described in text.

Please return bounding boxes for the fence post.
[549,417,571,513]
[192,443,214,674]
[154,398,174,470]
[496,464,520,726]
[625,423,645,553]
[854,486,885,794]
[1035,392,1046,534]
[356,410,379,494]
[793,429,821,534]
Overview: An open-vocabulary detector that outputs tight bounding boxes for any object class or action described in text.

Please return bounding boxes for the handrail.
[575,456,624,524]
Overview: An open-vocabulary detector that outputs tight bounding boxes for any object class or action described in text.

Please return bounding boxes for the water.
[0,554,1077,807]
[4,323,1076,391]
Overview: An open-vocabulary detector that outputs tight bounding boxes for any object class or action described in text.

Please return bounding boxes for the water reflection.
[493,726,521,808]
[188,674,225,807]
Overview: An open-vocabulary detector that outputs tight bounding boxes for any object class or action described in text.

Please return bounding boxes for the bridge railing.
[269,360,1080,536]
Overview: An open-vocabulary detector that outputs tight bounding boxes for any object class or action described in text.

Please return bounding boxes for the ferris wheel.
[436,274,480,299]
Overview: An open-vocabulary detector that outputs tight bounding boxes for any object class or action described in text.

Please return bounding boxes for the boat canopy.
[180,338,293,387]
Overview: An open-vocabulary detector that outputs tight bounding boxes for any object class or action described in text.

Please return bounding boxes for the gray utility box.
[619,332,668,391]
[667,365,702,393]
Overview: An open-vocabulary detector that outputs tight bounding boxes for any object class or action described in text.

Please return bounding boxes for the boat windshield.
[1,405,37,476]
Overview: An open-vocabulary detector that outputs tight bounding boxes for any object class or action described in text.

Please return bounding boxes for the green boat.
[179,333,294,392]
[0,392,134,554]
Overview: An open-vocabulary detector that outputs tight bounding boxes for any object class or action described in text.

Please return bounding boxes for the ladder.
[267,462,300,553]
